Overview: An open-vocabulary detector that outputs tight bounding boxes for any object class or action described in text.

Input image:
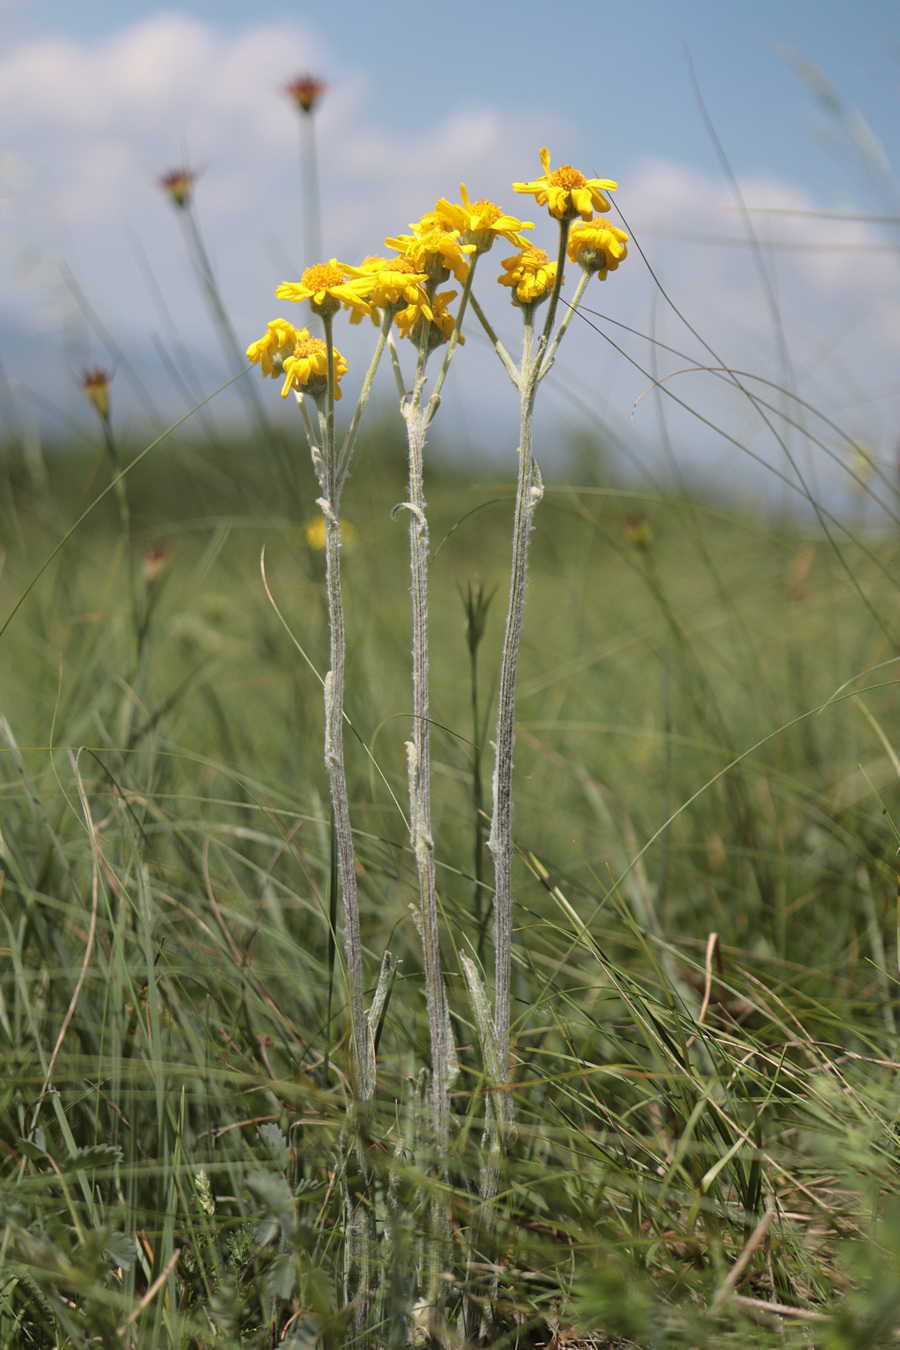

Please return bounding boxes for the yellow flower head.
[366,256,431,313]
[345,257,390,325]
[82,365,113,420]
[285,74,327,114]
[246,318,305,378]
[514,147,617,221]
[498,247,558,306]
[385,224,474,284]
[281,333,348,401]
[276,260,374,319]
[247,322,347,401]
[395,289,463,351]
[567,219,629,279]
[432,185,533,255]
[159,168,197,209]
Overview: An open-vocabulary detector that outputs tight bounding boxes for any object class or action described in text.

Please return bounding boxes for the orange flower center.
[384,258,421,277]
[302,262,345,291]
[293,338,326,359]
[473,199,503,224]
[519,247,550,269]
[550,165,586,189]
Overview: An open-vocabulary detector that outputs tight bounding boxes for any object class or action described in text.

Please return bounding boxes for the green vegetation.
[0,424,898,1348]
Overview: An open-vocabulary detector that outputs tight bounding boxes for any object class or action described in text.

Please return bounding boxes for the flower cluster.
[385,225,472,285]
[246,320,347,401]
[246,148,627,399]
[395,288,462,350]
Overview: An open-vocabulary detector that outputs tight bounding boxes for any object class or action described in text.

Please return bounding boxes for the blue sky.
[6,0,898,193]
[2,0,900,501]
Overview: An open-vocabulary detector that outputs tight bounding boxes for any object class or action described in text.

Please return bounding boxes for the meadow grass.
[0,424,898,1348]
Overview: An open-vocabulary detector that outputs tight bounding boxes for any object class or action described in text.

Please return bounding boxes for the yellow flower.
[344,255,433,325]
[276,260,374,319]
[344,257,388,325]
[431,185,533,254]
[395,290,463,350]
[498,247,558,306]
[281,333,348,400]
[366,256,431,313]
[246,318,304,378]
[247,322,347,401]
[385,224,474,284]
[514,147,617,221]
[567,219,629,278]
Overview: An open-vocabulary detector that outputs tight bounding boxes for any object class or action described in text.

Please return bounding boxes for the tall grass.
[0,427,899,1347]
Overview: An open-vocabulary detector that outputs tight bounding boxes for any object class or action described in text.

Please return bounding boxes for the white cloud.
[617,158,900,397]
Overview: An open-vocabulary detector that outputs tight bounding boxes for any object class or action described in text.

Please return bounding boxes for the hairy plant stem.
[488,219,571,1089]
[402,349,453,1310]
[398,284,473,1315]
[469,621,488,957]
[315,313,371,1103]
[489,310,542,1086]
[405,414,450,1159]
[305,313,381,1343]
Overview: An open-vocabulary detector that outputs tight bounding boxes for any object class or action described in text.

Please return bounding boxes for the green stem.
[426,257,479,422]
[337,308,393,487]
[179,206,286,470]
[470,639,488,960]
[540,267,591,377]
[298,113,323,277]
[539,217,573,351]
[101,419,139,657]
[466,292,521,388]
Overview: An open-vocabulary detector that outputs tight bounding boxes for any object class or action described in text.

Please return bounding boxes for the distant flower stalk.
[285,74,327,113]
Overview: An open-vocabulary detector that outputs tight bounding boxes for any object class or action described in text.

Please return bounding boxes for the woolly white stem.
[488,308,544,1086]
[400,319,459,1308]
[317,314,372,1101]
